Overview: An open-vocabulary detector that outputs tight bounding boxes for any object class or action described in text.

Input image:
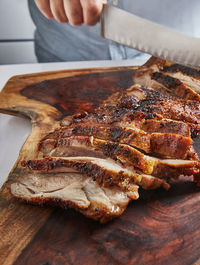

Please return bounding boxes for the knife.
[101,4,200,68]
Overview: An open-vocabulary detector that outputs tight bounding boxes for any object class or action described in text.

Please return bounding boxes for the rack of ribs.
[10,57,200,223]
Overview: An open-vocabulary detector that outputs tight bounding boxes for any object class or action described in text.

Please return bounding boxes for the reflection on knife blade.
[101,4,200,69]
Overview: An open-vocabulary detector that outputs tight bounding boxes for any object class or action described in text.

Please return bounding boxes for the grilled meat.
[10,57,200,222]
[21,156,170,192]
[10,173,136,223]
[140,119,191,137]
[38,136,199,178]
[134,56,200,101]
[42,124,194,158]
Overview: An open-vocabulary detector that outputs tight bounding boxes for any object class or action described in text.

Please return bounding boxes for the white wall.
[0,0,37,64]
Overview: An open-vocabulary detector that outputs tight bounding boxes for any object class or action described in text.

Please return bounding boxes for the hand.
[34,0,103,26]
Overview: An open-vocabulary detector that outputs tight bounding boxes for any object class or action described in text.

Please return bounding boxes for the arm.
[34,0,103,26]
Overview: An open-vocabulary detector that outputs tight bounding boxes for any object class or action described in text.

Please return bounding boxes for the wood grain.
[12,181,200,265]
[0,66,200,265]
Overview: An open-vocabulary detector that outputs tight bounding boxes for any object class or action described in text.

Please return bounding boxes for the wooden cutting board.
[0,66,200,265]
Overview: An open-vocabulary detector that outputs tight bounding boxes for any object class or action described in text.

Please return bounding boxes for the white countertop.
[0,58,148,188]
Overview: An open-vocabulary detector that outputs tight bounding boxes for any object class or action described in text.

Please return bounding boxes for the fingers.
[63,0,83,26]
[80,0,103,26]
[35,0,103,26]
[34,0,53,19]
[49,0,68,23]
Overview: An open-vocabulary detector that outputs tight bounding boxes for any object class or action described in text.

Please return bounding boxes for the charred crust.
[163,64,200,79]
[92,176,96,181]
[110,126,123,141]
[118,96,139,109]
[151,72,182,88]
[145,113,156,120]
[190,125,200,138]
[72,125,81,135]
[50,161,56,169]
[110,108,130,123]
[72,125,97,136]
[73,111,88,120]
[160,122,165,128]
[101,142,119,157]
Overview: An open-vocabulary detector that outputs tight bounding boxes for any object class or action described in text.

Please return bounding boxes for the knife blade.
[101,4,200,68]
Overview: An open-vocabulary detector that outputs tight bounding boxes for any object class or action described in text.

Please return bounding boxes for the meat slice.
[61,83,200,126]
[40,123,151,153]
[10,173,136,223]
[134,56,200,101]
[62,88,200,131]
[109,86,200,124]
[40,124,193,159]
[150,133,193,159]
[22,156,170,191]
[151,72,200,101]
[140,119,191,137]
[91,138,199,177]
[66,117,192,137]
[58,83,200,145]
[39,136,107,159]
[162,63,200,95]
[131,88,200,124]
[39,136,155,173]
[71,124,151,153]
[39,136,200,178]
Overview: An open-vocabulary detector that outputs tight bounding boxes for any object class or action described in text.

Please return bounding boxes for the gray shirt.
[28,0,200,62]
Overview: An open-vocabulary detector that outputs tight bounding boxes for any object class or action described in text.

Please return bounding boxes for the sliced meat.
[39,136,107,159]
[39,136,155,174]
[77,88,200,126]
[39,136,199,178]
[133,88,200,124]
[61,115,194,138]
[112,117,197,138]
[91,138,199,177]
[40,124,193,159]
[134,56,200,101]
[151,72,200,101]
[106,86,200,124]
[140,119,191,137]
[162,63,200,95]
[61,83,200,126]
[150,133,193,159]
[10,56,200,222]
[71,124,151,153]
[153,159,200,179]
[22,156,141,193]
[40,124,151,154]
[10,173,136,223]
[80,179,137,222]
[22,156,170,191]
